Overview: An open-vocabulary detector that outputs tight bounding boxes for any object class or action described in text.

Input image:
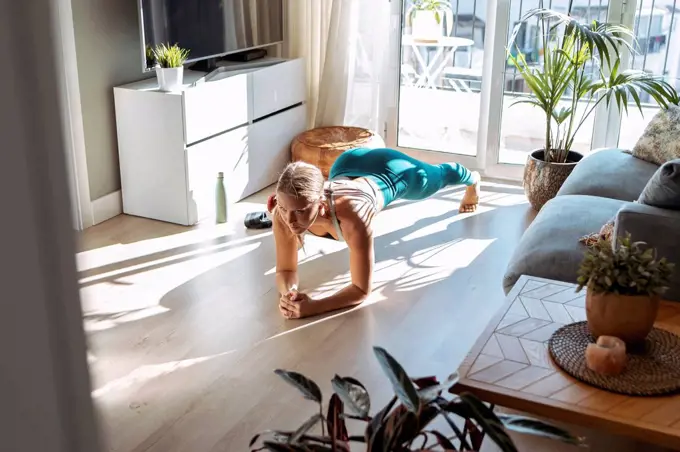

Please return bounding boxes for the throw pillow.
[638,158,680,209]
[629,105,680,166]
[580,159,680,246]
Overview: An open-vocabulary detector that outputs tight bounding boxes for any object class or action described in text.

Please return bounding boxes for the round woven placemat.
[549,322,680,396]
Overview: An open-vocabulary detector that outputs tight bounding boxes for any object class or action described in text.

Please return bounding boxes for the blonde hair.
[275,162,325,249]
[276,161,325,202]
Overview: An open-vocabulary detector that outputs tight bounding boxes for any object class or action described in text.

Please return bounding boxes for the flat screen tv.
[138,0,284,71]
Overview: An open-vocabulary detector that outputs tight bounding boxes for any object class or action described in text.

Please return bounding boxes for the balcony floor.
[396,86,656,164]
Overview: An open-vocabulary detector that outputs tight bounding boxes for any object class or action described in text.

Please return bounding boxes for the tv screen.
[139,0,284,70]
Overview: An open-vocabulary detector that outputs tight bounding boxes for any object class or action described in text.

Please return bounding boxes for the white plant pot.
[412,10,443,42]
[156,66,184,92]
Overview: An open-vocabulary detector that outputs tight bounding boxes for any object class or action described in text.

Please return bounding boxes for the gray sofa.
[504,148,680,302]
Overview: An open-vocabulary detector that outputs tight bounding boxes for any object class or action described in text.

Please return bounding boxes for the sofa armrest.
[614,203,680,262]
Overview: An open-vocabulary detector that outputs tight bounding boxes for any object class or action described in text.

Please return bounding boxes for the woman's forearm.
[276,271,299,295]
[315,284,369,314]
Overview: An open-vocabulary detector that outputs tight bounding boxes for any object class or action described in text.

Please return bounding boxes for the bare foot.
[459,172,480,213]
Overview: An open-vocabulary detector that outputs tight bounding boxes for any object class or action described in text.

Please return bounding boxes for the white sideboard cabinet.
[113,58,307,225]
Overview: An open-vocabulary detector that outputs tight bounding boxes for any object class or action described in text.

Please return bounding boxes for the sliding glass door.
[385,0,669,179]
[396,0,485,160]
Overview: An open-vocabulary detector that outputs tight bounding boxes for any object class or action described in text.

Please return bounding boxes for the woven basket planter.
[291,126,385,178]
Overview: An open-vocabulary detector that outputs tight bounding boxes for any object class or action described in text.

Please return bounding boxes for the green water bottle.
[215,172,227,224]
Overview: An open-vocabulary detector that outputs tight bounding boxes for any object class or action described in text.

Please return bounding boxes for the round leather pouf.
[291,126,385,178]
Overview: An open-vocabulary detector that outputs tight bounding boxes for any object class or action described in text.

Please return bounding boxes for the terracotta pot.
[586,290,660,344]
[523,149,583,211]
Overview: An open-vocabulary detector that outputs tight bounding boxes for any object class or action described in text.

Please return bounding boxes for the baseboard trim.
[91,190,122,225]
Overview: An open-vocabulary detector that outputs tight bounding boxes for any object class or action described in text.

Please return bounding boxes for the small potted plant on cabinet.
[251,346,582,451]
[152,43,190,92]
[406,0,453,42]
[577,234,674,345]
[145,44,156,70]
[508,8,679,211]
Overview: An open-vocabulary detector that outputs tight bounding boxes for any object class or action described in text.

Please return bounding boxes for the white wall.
[71,0,150,201]
[0,1,101,451]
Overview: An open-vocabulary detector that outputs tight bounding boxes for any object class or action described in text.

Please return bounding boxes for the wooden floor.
[77,182,664,452]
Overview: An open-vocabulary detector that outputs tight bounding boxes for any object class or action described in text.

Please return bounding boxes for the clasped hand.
[279,290,316,319]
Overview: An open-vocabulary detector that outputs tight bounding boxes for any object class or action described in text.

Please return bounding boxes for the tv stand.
[113,58,307,226]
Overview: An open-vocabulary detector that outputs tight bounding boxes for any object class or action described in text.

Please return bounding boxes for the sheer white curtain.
[284,0,392,135]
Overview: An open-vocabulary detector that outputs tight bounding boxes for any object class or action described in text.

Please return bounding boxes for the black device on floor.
[244,211,272,229]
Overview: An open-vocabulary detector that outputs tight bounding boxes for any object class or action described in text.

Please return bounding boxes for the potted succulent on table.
[251,346,581,451]
[508,7,679,211]
[152,43,190,92]
[577,234,674,345]
[406,0,453,42]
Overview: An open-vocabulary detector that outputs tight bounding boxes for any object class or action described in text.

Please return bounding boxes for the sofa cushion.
[503,195,627,293]
[638,159,680,209]
[557,148,658,202]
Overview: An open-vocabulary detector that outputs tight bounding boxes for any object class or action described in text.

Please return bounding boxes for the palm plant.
[508,7,679,163]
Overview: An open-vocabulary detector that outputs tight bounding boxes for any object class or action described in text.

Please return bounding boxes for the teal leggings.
[329,147,475,206]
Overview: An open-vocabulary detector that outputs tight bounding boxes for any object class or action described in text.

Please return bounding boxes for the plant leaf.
[439,399,474,418]
[417,372,459,403]
[331,375,371,418]
[326,394,349,443]
[372,347,421,413]
[465,418,485,450]
[412,376,439,389]
[427,430,456,449]
[384,407,418,450]
[498,414,583,446]
[395,404,440,445]
[250,430,292,447]
[366,395,397,449]
[372,405,405,451]
[260,441,302,452]
[274,369,323,404]
[459,393,517,452]
[290,414,323,444]
[339,414,368,421]
[438,409,472,450]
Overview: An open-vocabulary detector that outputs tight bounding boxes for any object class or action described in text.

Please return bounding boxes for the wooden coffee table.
[451,275,680,449]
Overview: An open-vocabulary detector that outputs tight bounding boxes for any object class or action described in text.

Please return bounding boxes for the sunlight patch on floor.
[79,233,266,285]
[83,305,171,332]
[91,350,237,398]
[80,241,262,314]
[77,223,239,271]
[394,238,495,292]
[263,235,348,277]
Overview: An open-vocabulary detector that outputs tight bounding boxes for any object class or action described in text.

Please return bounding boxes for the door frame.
[54,0,93,230]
